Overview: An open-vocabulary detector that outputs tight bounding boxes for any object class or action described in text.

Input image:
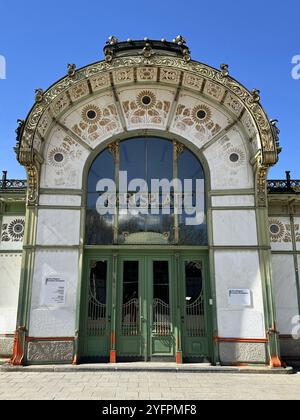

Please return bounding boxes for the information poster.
[43,277,66,306]
[228,289,251,307]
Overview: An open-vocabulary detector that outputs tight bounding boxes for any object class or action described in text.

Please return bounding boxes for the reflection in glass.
[118,213,174,244]
[178,149,206,245]
[153,261,171,336]
[122,261,139,336]
[185,261,206,337]
[120,138,173,188]
[88,149,115,193]
[179,210,207,245]
[88,261,107,336]
[85,137,207,246]
[86,209,114,245]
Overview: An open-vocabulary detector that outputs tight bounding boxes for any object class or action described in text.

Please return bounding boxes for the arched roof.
[15,37,280,205]
[17,38,277,165]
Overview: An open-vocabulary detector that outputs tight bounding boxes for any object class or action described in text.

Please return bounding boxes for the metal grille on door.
[153,298,171,336]
[122,298,139,336]
[88,261,107,336]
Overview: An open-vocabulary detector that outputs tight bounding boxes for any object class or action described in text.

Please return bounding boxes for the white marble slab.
[272,254,299,334]
[29,249,79,337]
[211,195,255,208]
[39,194,82,207]
[214,250,265,338]
[0,254,22,333]
[36,209,80,246]
[212,210,258,246]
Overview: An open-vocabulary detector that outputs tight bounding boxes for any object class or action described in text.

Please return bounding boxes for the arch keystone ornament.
[11,37,283,367]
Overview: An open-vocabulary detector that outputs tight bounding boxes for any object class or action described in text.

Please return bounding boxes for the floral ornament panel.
[219,134,247,169]
[42,126,89,189]
[294,222,300,243]
[213,134,248,186]
[203,127,252,190]
[121,89,173,129]
[269,219,292,243]
[1,217,25,249]
[47,135,85,187]
[172,99,228,147]
[71,103,122,147]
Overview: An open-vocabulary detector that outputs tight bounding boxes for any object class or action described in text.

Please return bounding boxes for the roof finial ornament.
[173,35,186,45]
[270,119,282,154]
[104,47,114,62]
[35,88,44,103]
[107,36,118,45]
[143,42,154,59]
[270,119,279,129]
[15,119,25,155]
[182,48,191,63]
[251,89,260,103]
[220,64,229,77]
[67,63,76,78]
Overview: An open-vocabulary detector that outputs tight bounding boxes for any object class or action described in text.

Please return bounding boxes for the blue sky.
[0,0,299,179]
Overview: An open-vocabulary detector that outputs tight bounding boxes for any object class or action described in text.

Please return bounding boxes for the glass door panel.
[185,261,206,338]
[182,257,210,361]
[88,261,107,337]
[150,258,175,359]
[81,258,111,362]
[152,261,171,336]
[122,261,139,336]
[117,259,143,360]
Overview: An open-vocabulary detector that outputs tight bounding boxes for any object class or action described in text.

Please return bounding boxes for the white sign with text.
[42,277,66,307]
[228,289,251,307]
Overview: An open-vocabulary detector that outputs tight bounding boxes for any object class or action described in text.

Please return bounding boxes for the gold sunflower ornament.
[136,91,157,110]
[81,104,102,124]
[191,104,212,124]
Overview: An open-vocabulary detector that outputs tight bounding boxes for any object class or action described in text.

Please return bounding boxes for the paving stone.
[0,370,299,400]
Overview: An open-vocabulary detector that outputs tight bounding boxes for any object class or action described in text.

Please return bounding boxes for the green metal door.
[80,254,112,362]
[180,253,211,362]
[80,251,211,363]
[117,253,175,361]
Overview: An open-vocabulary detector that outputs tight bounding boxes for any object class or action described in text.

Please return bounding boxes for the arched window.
[86,137,207,245]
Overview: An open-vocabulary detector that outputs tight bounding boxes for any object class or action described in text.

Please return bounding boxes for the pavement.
[0,364,299,400]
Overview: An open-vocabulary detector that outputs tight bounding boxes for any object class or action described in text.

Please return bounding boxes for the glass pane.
[86,149,115,245]
[118,213,174,244]
[88,149,114,193]
[146,138,173,187]
[179,210,207,245]
[185,261,206,337]
[122,261,139,336]
[178,149,207,245]
[153,261,171,335]
[120,139,146,182]
[118,137,175,244]
[178,149,204,181]
[85,209,114,245]
[88,261,107,336]
[85,137,207,245]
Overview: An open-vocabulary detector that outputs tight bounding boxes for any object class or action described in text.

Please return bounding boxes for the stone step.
[1,362,294,374]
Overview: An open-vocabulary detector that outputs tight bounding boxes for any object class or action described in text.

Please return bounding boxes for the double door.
[80,251,211,362]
